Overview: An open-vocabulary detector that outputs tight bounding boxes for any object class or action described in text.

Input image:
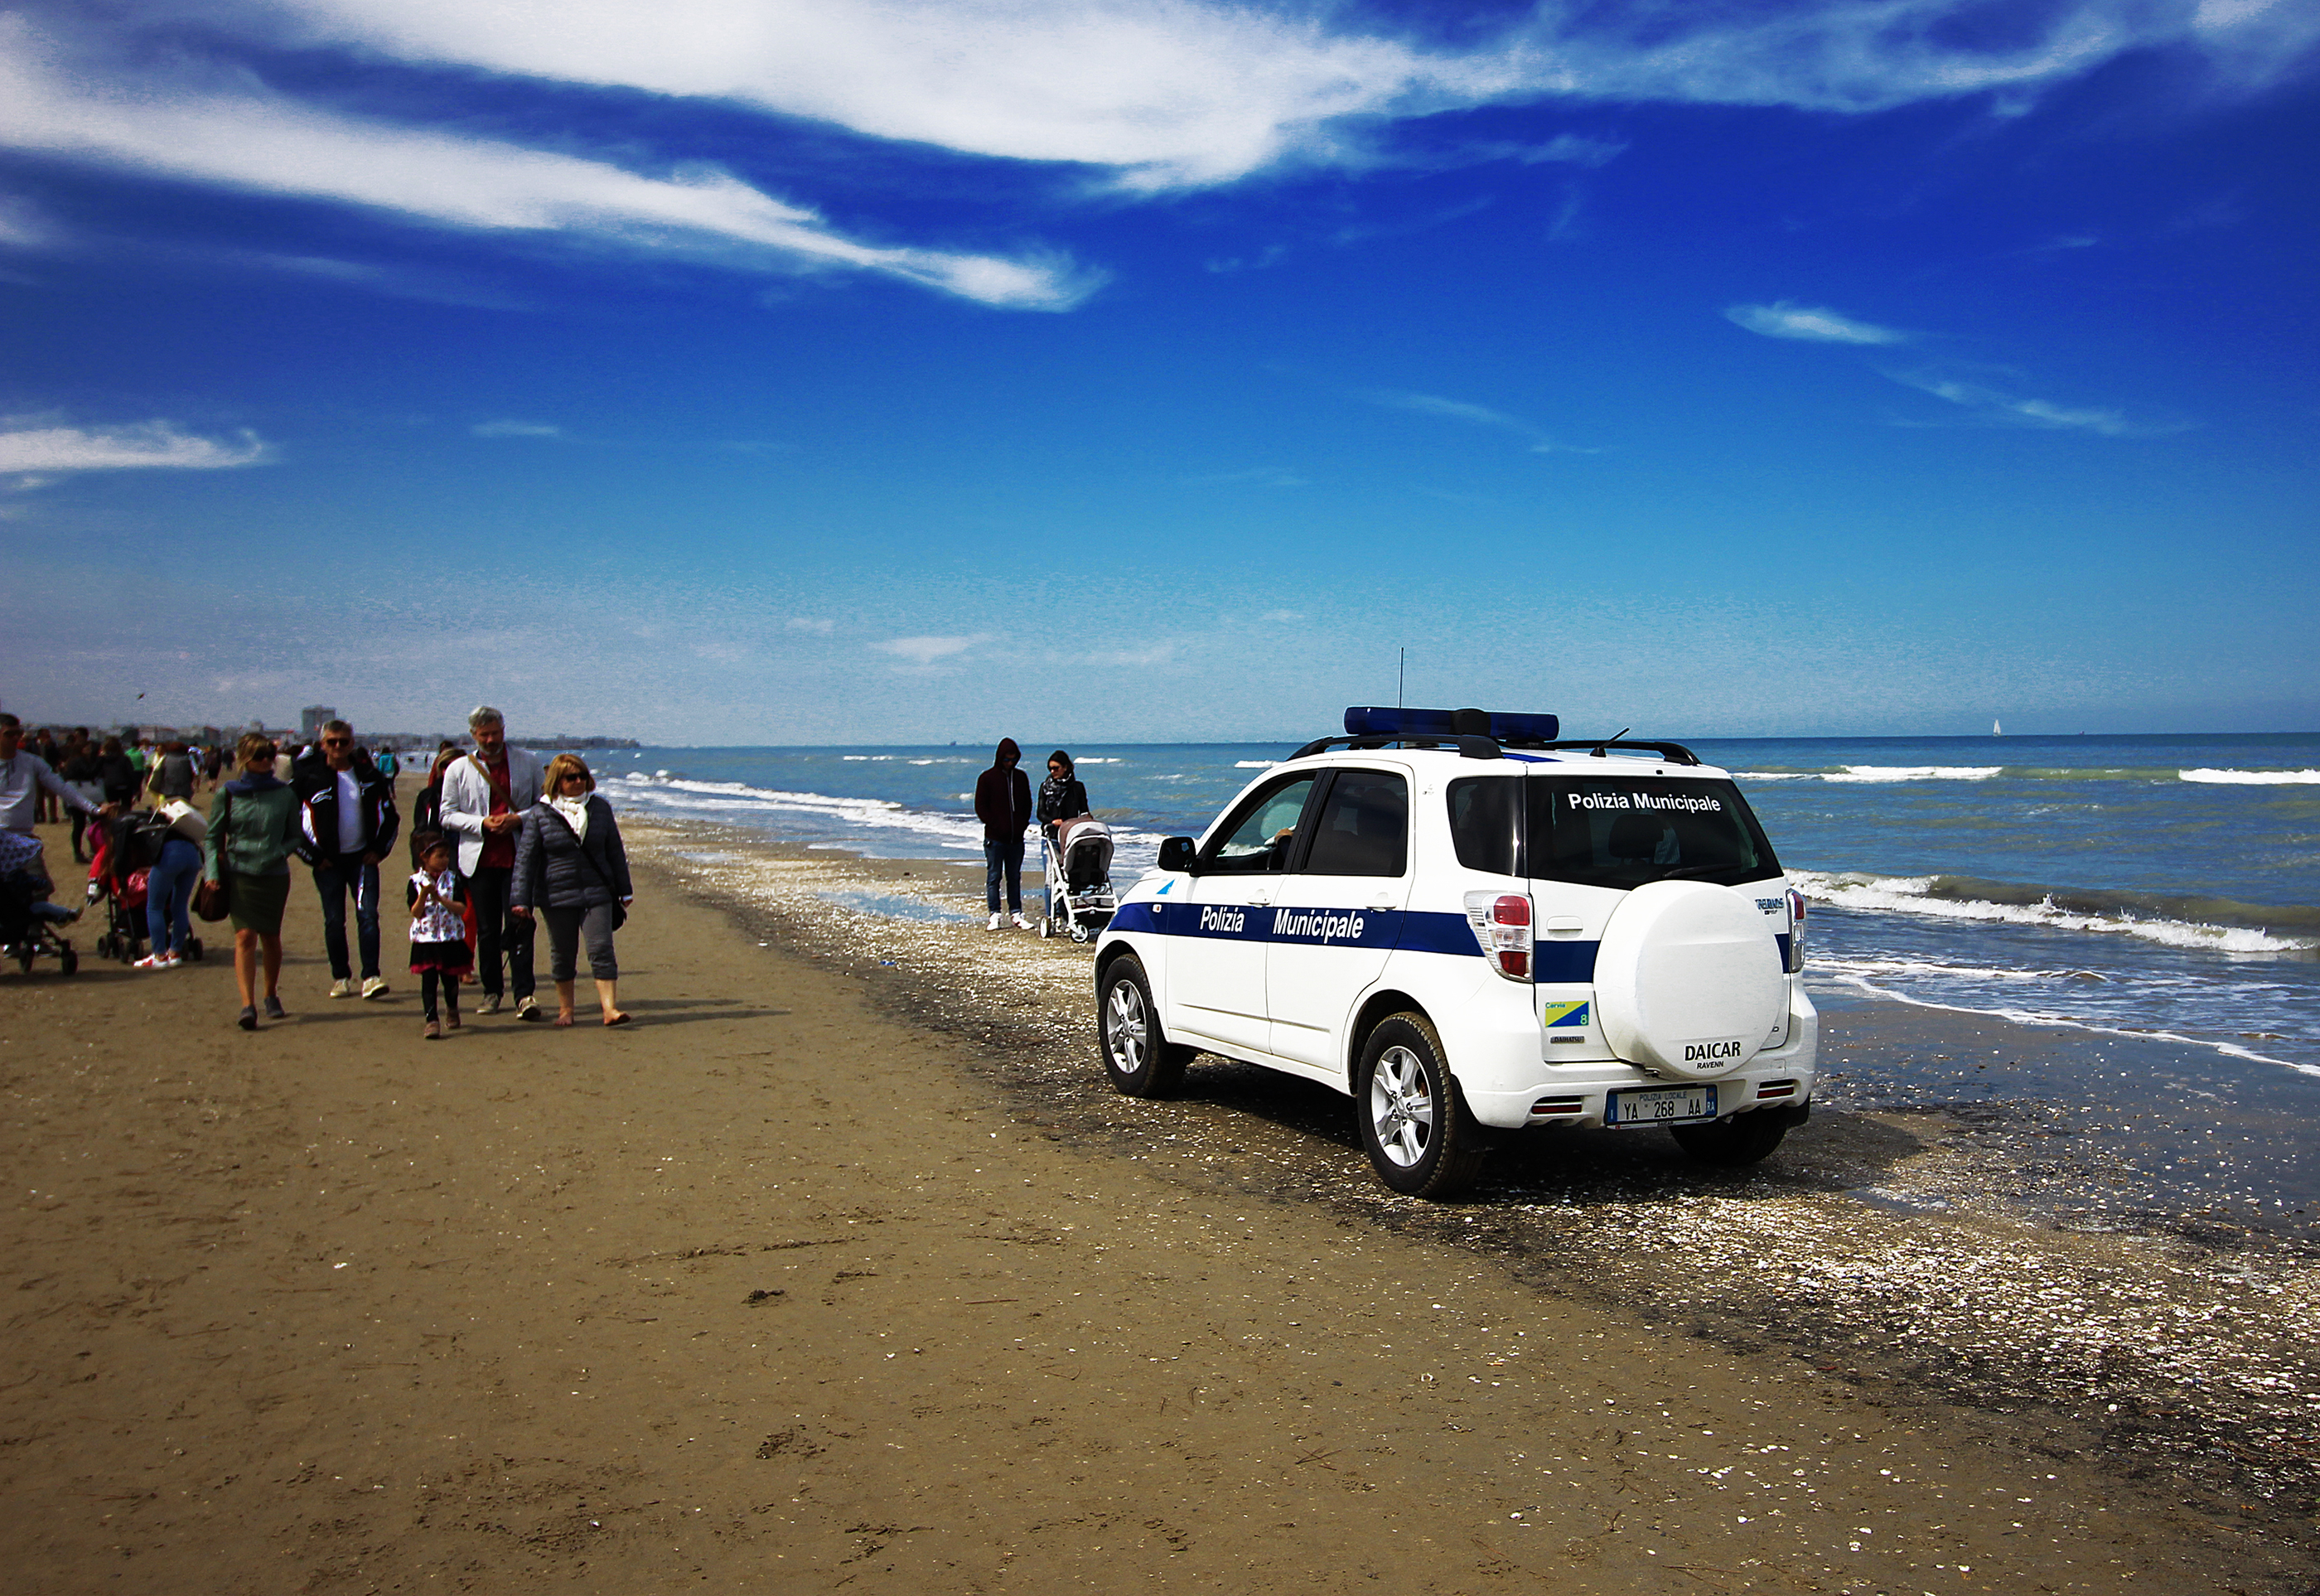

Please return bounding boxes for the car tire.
[1099,955,1190,1097]
[1669,1110,1791,1167]
[1357,1013,1487,1199]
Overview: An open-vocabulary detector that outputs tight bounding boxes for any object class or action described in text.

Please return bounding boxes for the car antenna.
[1592,727,1630,758]
[1397,646,1405,710]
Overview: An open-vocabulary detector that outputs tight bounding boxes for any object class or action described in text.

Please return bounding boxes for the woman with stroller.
[203,733,301,1030]
[1037,750,1090,926]
[510,753,633,1028]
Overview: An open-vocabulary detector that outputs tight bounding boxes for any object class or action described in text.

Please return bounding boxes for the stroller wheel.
[13,946,30,974]
[1070,924,1090,944]
[59,947,78,977]
[1038,917,1053,939]
[186,936,204,962]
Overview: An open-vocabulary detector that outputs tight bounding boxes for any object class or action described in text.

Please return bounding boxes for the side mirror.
[1158,836,1198,874]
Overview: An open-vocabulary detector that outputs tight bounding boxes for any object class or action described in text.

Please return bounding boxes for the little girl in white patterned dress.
[406,831,471,1039]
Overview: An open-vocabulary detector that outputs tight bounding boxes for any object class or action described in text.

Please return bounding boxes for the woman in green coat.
[205,733,302,1030]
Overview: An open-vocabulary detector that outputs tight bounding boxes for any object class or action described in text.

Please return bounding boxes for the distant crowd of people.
[0,708,634,1037]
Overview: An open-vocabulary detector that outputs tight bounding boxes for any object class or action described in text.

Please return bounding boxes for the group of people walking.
[0,707,636,1037]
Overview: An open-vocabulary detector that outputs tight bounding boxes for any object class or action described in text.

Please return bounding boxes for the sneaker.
[237,1005,258,1032]
[263,995,287,1021]
[329,978,356,999]
[479,994,502,1015]
[423,1018,442,1040]
[986,913,1003,931]
[160,951,182,969]
[515,997,542,1022]
[134,953,168,970]
[361,976,389,1000]
[445,1012,462,1032]
[1012,912,1034,931]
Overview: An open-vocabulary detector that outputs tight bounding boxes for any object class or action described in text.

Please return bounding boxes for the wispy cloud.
[1086,642,1177,667]
[876,633,989,665]
[1885,370,2183,436]
[1259,608,1303,623]
[173,0,2308,194]
[0,17,1095,310]
[1364,389,1598,454]
[1726,301,1909,345]
[785,617,835,634]
[471,419,561,438]
[1184,466,1305,488]
[0,419,273,473]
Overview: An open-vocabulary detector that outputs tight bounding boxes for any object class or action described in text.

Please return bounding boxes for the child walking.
[406,831,471,1039]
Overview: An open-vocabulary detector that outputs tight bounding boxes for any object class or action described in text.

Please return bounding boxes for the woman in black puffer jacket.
[510,752,633,1028]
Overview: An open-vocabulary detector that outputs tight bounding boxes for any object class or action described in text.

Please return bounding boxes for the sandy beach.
[4,810,2317,1594]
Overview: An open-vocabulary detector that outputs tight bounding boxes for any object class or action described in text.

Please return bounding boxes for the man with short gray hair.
[441,706,545,1018]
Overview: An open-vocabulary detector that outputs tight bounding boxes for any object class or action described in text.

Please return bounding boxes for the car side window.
[1202,775,1319,874]
[1301,770,1408,877]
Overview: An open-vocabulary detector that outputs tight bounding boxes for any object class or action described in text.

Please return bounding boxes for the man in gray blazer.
[440,706,546,1018]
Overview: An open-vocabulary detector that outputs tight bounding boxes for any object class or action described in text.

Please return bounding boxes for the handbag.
[192,794,231,922]
[544,804,627,930]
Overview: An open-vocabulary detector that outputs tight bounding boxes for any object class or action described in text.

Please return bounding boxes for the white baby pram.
[1039,817,1116,943]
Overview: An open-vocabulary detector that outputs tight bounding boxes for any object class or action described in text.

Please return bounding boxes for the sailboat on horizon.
[1993,718,2003,736]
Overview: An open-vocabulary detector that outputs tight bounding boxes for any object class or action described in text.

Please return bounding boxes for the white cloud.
[186,0,2309,191]
[1259,608,1303,623]
[1887,370,2178,435]
[471,419,561,438]
[1726,301,1909,345]
[785,617,836,634]
[0,419,273,473]
[1185,466,1305,488]
[0,17,1094,309]
[877,633,989,665]
[1365,389,1597,454]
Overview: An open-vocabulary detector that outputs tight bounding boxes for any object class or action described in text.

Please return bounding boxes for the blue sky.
[2,0,2315,744]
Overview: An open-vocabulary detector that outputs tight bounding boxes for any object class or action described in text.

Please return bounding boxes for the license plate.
[1607,1085,1718,1126]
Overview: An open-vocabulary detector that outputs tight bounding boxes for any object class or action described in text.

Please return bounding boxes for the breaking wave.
[2181,768,2320,786]
[1790,868,2320,955]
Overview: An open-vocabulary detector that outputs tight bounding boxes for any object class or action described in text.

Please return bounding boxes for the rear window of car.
[1446,773,1781,887]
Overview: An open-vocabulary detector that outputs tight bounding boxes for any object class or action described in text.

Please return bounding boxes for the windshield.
[1447,774,1781,888]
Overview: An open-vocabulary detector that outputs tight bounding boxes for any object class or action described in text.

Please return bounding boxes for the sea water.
[596,733,2320,1075]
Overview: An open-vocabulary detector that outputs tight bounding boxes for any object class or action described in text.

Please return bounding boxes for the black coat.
[974,744,1032,842]
[510,796,632,912]
[291,751,401,864]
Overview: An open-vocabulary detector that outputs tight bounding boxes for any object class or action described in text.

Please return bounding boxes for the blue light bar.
[1343,706,1560,742]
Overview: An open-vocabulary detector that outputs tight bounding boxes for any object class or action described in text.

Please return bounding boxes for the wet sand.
[2,813,2315,1593]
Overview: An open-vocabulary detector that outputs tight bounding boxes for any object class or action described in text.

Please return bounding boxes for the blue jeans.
[312,854,382,981]
[145,835,202,956]
[984,835,1024,914]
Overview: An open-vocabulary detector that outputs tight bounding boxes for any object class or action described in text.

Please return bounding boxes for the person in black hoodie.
[973,738,1032,931]
[292,718,402,1000]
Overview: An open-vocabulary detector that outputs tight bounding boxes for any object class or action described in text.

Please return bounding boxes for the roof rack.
[1288,733,1503,762]
[1531,738,1703,767]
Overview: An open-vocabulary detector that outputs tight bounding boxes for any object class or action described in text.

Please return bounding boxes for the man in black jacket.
[293,719,401,999]
[973,738,1032,931]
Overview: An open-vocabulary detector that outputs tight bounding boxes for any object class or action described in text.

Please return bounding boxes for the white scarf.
[549,794,591,840]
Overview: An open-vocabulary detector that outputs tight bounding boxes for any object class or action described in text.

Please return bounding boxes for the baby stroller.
[1039,817,1117,943]
[0,832,80,975]
[87,810,203,965]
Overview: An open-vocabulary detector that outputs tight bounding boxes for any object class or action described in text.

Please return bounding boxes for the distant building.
[300,705,337,742]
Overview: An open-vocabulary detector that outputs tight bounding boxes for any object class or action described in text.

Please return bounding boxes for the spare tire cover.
[1593,880,1785,1080]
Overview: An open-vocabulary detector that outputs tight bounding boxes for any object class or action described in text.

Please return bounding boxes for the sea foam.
[2180,768,2320,785]
[1791,868,2316,954]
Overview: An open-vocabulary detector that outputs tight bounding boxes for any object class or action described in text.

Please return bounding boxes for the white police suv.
[1093,707,1817,1198]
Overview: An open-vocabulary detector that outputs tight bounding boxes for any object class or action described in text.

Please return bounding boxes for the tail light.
[1786,887,1807,974]
[1463,891,1533,982]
